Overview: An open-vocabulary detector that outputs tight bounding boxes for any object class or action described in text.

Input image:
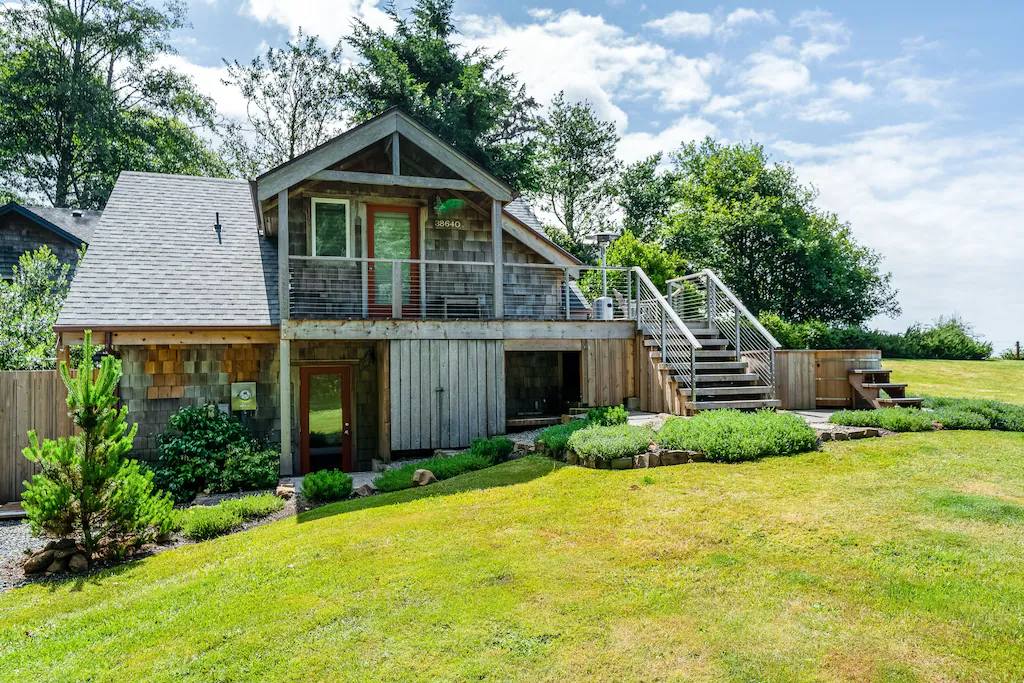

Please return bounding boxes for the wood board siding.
[813,349,883,408]
[0,371,74,504]
[775,350,816,410]
[389,339,505,450]
[636,333,686,415]
[580,337,637,408]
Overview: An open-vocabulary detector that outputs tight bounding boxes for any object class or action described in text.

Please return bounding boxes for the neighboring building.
[0,202,101,279]
[56,108,779,476]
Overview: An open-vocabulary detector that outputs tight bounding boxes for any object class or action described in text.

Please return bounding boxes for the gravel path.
[0,520,46,593]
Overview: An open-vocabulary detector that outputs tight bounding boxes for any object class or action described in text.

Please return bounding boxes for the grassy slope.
[886,358,1024,403]
[4,437,1024,681]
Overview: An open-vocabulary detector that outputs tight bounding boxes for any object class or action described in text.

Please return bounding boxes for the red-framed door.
[367,204,420,317]
[299,366,354,474]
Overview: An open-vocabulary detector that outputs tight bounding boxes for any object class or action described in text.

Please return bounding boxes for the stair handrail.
[668,270,782,349]
[633,267,702,350]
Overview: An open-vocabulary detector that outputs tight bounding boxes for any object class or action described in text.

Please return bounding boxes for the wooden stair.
[848,368,923,409]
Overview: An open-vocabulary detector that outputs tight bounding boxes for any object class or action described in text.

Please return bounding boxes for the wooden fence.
[775,349,883,410]
[0,370,73,505]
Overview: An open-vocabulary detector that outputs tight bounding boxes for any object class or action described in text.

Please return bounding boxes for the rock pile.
[23,539,89,575]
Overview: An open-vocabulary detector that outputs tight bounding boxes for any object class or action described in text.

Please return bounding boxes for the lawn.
[886,358,1024,403]
[4,433,1024,681]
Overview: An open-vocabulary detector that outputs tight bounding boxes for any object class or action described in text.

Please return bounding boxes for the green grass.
[830,407,937,432]
[173,493,284,541]
[5,435,1024,680]
[886,358,1024,403]
[657,410,819,462]
[373,451,494,492]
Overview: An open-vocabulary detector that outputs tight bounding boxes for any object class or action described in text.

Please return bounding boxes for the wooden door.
[367,204,420,317]
[300,366,354,474]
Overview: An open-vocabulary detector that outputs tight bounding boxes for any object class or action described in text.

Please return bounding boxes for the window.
[311,198,351,257]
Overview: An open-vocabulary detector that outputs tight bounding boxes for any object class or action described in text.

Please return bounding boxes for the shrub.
[537,420,589,457]
[567,424,654,461]
[153,406,259,503]
[174,493,284,541]
[931,409,991,431]
[217,445,280,493]
[373,452,494,493]
[585,405,629,426]
[21,331,174,557]
[657,411,819,463]
[302,469,354,503]
[829,408,935,432]
[469,436,515,463]
[921,396,1024,432]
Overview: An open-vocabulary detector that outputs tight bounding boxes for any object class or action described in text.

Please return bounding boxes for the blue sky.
[169,1,1024,348]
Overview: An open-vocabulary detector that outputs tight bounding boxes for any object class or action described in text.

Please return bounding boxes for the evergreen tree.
[22,331,173,558]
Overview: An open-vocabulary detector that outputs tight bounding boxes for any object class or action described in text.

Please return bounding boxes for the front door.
[300,366,353,474]
[367,204,420,316]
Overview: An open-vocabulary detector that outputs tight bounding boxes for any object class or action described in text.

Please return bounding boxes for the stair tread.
[694,386,773,396]
[877,397,924,405]
[849,368,891,375]
[861,382,907,389]
[672,373,758,383]
[685,399,781,410]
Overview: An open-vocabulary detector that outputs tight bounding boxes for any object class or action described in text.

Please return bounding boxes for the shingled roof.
[57,172,278,329]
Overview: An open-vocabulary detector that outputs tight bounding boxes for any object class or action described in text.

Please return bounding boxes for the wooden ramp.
[848,368,923,409]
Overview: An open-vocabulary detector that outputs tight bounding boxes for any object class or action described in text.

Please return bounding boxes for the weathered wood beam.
[309,170,477,192]
[278,190,289,323]
[281,319,637,340]
[492,199,504,319]
[391,132,400,175]
[279,338,292,475]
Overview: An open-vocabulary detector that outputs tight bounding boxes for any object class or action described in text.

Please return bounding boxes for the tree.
[22,331,173,559]
[0,246,73,370]
[221,30,345,177]
[616,154,676,242]
[532,92,621,248]
[664,137,898,325]
[0,0,227,208]
[603,231,685,292]
[341,0,539,190]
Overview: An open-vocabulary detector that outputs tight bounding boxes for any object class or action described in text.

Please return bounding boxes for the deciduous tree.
[0,246,73,370]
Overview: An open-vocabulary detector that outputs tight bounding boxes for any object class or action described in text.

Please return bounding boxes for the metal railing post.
[706,277,715,329]
[626,270,633,320]
[734,308,742,361]
[660,306,666,360]
[690,346,697,403]
[634,270,642,330]
[769,348,776,398]
[564,267,571,321]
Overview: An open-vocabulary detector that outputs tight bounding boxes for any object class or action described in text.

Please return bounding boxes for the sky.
[168,0,1024,349]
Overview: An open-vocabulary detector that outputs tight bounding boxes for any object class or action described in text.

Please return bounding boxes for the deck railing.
[634,267,703,402]
[666,269,782,392]
[289,256,633,322]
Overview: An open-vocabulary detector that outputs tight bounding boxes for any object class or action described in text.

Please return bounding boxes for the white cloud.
[703,94,744,117]
[796,98,850,123]
[619,117,718,164]
[241,0,390,44]
[645,11,714,38]
[828,78,873,100]
[791,9,850,62]
[724,8,777,28]
[773,127,1024,345]
[889,76,954,106]
[735,53,813,96]
[157,54,249,120]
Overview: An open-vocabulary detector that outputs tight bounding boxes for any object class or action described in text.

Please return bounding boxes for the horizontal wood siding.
[390,339,505,450]
[814,349,883,408]
[775,350,816,410]
[580,337,637,408]
[0,371,74,504]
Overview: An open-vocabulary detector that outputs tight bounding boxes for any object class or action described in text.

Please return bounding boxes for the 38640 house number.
[434,218,462,229]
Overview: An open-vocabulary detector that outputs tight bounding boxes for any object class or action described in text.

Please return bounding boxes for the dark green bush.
[829,408,935,432]
[657,411,819,462]
[469,436,515,462]
[373,451,493,493]
[302,469,354,503]
[174,493,284,541]
[153,405,259,503]
[537,420,590,458]
[217,445,280,493]
[567,424,654,461]
[760,312,993,360]
[921,396,1024,432]
[585,405,629,426]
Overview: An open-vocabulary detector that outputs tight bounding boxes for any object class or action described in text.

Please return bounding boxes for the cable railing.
[634,267,702,402]
[666,269,781,392]
[502,263,633,321]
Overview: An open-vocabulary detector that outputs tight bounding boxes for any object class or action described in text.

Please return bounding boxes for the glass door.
[300,366,353,473]
[367,205,420,316]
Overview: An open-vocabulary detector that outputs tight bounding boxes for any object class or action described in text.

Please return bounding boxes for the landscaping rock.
[564,450,579,466]
[412,469,437,486]
[275,485,295,500]
[833,431,849,441]
[847,428,869,439]
[371,459,387,473]
[648,452,662,467]
[659,450,687,466]
[863,428,880,438]
[649,413,674,432]
[46,558,69,574]
[596,459,611,470]
[353,482,377,498]
[23,549,54,574]
[533,440,547,455]
[817,430,833,442]
[68,553,89,573]
[512,442,533,458]
[611,457,633,470]
[44,538,75,552]
[633,453,649,469]
[53,547,79,561]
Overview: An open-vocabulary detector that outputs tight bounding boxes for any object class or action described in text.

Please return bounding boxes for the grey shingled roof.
[24,205,102,243]
[57,172,278,328]
[504,197,544,234]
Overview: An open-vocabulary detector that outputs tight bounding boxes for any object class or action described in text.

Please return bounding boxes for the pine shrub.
[585,405,629,426]
[302,469,354,503]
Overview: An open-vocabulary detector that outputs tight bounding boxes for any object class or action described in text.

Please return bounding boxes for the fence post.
[564,267,571,321]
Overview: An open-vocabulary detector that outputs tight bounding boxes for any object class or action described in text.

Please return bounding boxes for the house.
[0,202,100,279]
[55,108,780,476]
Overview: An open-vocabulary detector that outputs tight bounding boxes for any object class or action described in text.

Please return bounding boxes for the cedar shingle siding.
[0,213,81,278]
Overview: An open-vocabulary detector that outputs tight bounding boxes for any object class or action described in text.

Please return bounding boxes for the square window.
[312,199,350,257]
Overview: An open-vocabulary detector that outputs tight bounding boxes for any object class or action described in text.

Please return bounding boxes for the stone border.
[562,447,705,470]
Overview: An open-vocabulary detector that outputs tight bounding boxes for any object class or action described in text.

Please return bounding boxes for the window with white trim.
[311,198,351,257]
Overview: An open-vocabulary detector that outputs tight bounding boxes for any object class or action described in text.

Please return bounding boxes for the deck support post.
[492,199,503,319]
[279,338,292,475]
[278,190,292,475]
[564,267,571,320]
